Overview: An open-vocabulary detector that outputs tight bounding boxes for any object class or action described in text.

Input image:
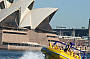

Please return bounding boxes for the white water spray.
[19,51,45,59]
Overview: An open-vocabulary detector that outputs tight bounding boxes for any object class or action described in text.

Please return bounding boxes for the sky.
[34,0,90,29]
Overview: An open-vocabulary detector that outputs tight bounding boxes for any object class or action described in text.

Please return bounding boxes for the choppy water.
[0,50,90,59]
[0,50,45,59]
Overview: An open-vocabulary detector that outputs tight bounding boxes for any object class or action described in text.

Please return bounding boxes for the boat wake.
[19,51,45,59]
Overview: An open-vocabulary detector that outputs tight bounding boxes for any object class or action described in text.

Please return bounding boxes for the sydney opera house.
[0,0,58,50]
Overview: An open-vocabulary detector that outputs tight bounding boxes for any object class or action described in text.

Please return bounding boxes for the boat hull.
[41,47,80,59]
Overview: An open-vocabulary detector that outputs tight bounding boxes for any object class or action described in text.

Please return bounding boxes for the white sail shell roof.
[0,0,4,2]
[19,8,58,29]
[0,0,58,30]
[4,0,11,8]
[19,10,31,28]
[0,0,34,22]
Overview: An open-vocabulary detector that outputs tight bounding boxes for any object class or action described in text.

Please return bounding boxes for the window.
[0,1,5,9]
[3,31,27,35]
[47,35,57,38]
[3,42,41,47]
[7,0,14,3]
[28,1,34,10]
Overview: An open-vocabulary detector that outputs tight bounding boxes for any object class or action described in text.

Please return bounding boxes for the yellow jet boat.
[41,41,86,59]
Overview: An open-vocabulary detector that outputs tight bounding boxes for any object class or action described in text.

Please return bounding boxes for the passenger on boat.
[64,47,68,52]
[52,44,56,49]
[64,43,70,52]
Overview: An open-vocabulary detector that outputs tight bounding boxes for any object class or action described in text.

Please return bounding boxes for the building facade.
[0,0,58,50]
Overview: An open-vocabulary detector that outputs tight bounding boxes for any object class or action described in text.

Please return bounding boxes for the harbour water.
[0,50,90,59]
[0,50,45,59]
